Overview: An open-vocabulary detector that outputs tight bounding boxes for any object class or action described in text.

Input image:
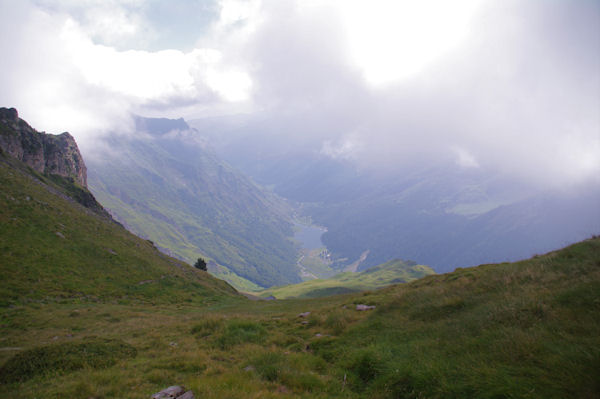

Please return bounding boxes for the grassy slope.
[87,136,299,289]
[1,234,598,398]
[257,259,435,299]
[0,151,238,306]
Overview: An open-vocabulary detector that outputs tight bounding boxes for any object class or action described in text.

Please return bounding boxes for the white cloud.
[0,0,598,189]
[338,0,484,85]
[320,135,363,161]
[0,0,255,148]
[452,146,480,169]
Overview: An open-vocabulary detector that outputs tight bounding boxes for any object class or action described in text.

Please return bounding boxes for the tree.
[194,257,207,271]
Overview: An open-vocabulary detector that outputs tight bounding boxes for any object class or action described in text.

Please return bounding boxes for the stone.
[356,304,376,311]
[0,107,87,187]
[298,311,311,318]
[151,385,191,399]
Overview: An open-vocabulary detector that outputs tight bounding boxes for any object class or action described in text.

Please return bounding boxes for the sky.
[0,0,599,189]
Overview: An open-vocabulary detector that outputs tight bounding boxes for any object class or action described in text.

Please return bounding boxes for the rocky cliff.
[0,107,87,187]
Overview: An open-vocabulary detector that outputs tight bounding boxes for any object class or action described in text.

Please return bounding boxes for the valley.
[1,109,599,398]
[86,116,301,290]
[1,1,599,397]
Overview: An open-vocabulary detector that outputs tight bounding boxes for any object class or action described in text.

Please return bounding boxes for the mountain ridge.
[86,115,301,288]
[0,107,87,187]
[0,110,239,305]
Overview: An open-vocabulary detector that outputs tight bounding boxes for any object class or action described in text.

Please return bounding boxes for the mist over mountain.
[190,116,600,273]
[86,116,300,289]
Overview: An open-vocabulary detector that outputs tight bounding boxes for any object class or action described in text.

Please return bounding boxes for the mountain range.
[189,115,600,273]
[85,116,300,289]
[0,107,598,398]
[0,108,236,305]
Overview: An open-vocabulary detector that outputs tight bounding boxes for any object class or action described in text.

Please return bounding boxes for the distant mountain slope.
[0,116,237,305]
[256,259,434,299]
[310,174,600,272]
[189,116,600,273]
[86,116,300,288]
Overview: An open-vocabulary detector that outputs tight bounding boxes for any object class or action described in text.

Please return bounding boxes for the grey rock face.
[0,107,87,187]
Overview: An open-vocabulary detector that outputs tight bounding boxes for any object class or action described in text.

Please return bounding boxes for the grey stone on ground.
[356,304,376,311]
[151,385,194,399]
[178,392,195,399]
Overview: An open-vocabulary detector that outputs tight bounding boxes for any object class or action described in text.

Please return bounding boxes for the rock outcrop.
[0,107,87,187]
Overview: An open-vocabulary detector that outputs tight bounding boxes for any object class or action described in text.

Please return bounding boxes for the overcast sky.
[0,0,598,188]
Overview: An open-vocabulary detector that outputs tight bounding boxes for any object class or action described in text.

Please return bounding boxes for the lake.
[294,223,326,250]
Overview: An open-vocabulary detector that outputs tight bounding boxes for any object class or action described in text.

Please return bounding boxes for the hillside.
[86,116,300,289]
[0,115,237,306]
[1,228,598,397]
[256,259,435,299]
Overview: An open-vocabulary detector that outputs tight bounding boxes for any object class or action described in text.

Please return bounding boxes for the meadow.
[1,237,598,398]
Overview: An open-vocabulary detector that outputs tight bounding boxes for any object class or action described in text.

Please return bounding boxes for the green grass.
[255,259,435,299]
[0,152,238,305]
[207,263,265,291]
[0,338,137,383]
[2,238,598,397]
[1,143,599,398]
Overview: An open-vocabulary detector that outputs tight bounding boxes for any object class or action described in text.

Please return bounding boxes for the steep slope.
[86,116,300,288]
[0,115,237,306]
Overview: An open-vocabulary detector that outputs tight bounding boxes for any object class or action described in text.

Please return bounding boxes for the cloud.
[235,0,600,188]
[452,147,479,169]
[0,0,598,189]
[320,135,363,161]
[0,0,254,150]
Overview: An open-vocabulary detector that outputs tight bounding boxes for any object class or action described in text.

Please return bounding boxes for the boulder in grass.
[151,386,194,399]
[356,304,376,311]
